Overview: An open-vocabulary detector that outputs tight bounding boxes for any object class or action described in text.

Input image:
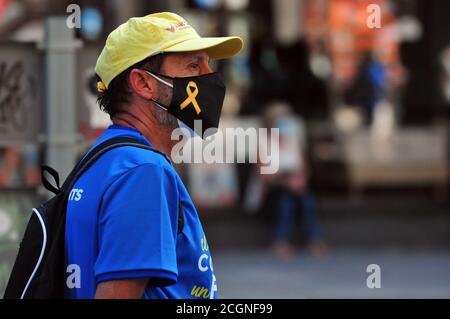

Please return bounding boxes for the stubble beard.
[151,81,179,130]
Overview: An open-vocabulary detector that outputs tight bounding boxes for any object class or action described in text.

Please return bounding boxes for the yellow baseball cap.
[95,12,244,92]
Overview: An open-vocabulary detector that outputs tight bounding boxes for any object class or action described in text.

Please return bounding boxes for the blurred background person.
[258,101,327,260]
[345,52,386,125]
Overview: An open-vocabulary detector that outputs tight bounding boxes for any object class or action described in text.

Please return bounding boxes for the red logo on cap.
[165,25,175,32]
[165,21,191,32]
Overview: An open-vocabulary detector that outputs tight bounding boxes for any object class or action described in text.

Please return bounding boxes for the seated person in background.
[259,102,328,260]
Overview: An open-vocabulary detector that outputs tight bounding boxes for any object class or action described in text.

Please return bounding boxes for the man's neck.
[112,103,175,157]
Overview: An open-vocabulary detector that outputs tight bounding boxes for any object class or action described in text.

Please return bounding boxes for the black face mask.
[145,70,226,138]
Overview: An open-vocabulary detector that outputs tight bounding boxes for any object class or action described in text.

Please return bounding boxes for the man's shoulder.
[103,144,174,175]
[92,127,170,167]
[78,129,178,190]
[76,147,178,203]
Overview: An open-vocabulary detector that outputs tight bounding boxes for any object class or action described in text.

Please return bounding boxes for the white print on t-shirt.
[68,188,84,201]
[190,234,217,299]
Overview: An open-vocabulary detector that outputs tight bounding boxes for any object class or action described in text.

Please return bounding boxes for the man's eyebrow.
[187,54,209,64]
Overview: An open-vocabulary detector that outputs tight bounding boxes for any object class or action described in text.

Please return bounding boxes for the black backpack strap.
[178,196,184,235]
[59,136,184,234]
[61,137,168,192]
[41,138,153,195]
[41,165,61,195]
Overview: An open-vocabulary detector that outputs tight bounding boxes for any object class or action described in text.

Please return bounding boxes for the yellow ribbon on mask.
[180,81,201,114]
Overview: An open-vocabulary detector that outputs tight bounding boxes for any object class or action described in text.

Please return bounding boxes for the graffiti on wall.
[0,61,37,136]
[0,44,42,188]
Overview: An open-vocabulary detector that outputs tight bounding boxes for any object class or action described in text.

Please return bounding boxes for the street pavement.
[213,249,450,299]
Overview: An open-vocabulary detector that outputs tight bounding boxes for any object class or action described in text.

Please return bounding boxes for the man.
[64,12,243,299]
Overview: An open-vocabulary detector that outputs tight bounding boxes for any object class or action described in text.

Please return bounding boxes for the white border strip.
[20,208,48,299]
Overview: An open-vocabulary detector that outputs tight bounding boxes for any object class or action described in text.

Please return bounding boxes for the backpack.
[3,136,184,299]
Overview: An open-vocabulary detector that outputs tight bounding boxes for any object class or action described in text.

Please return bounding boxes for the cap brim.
[163,36,243,60]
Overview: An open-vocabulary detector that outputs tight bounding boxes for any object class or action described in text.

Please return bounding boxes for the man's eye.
[189,63,200,70]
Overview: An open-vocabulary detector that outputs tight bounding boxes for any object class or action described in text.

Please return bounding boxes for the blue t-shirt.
[65,126,217,299]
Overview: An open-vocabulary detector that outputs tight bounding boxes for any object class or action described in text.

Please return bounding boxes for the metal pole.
[44,17,81,183]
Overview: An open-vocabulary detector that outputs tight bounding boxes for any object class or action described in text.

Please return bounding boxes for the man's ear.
[128,69,157,100]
